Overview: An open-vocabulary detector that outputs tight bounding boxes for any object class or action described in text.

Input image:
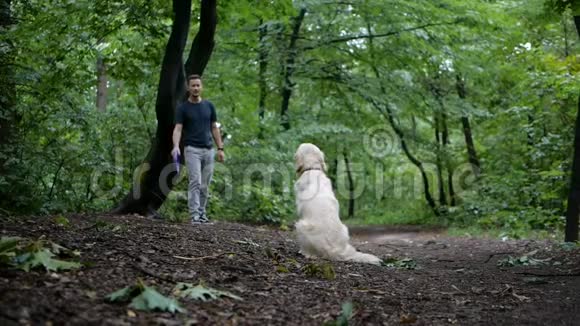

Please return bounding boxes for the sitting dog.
[293,143,382,265]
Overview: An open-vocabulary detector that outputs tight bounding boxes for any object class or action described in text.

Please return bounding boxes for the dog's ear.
[294,151,303,173]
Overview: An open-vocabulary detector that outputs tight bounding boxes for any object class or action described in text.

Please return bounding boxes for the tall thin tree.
[455,74,481,177]
[280,7,306,130]
[564,15,580,242]
[258,19,269,138]
[343,151,355,219]
[0,0,17,185]
[363,23,439,215]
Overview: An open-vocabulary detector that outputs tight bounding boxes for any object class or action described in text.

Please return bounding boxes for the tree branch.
[303,20,459,50]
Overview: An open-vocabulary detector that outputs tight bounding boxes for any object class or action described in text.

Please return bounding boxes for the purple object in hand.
[173,153,180,174]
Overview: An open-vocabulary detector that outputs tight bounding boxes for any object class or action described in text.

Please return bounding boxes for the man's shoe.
[198,213,214,224]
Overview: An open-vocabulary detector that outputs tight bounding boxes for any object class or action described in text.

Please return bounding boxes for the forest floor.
[1,214,579,325]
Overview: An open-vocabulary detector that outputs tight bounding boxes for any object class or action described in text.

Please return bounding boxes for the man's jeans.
[184,146,214,220]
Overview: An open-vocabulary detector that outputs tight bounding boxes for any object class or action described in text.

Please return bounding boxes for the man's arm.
[211,122,223,149]
[212,122,225,163]
[171,124,183,156]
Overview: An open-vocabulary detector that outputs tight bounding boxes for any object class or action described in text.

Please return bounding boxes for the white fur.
[293,143,382,265]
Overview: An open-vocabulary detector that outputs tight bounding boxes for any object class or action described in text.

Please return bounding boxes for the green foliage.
[497,250,551,267]
[0,237,22,266]
[238,184,291,224]
[107,280,185,313]
[0,236,81,272]
[2,0,579,240]
[302,262,336,280]
[381,257,417,270]
[87,219,128,233]
[544,0,580,15]
[450,168,568,237]
[15,249,81,272]
[173,282,243,302]
[54,215,71,228]
[324,301,354,326]
[559,241,580,251]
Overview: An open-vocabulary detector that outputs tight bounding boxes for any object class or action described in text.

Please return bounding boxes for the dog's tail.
[341,246,382,265]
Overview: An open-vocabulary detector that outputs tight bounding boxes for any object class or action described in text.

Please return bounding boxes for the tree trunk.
[563,15,569,57]
[393,112,439,216]
[442,111,456,206]
[96,54,107,111]
[431,79,448,207]
[183,0,217,79]
[344,151,355,219]
[360,94,438,215]
[455,74,481,177]
[564,15,580,242]
[258,20,268,138]
[280,7,306,130]
[411,115,417,140]
[329,156,338,191]
[112,0,217,217]
[434,111,447,206]
[0,0,16,174]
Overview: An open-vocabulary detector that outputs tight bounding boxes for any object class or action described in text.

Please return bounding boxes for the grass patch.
[344,206,440,227]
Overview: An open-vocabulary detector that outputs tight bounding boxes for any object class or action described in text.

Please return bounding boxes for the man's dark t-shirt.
[175,100,217,149]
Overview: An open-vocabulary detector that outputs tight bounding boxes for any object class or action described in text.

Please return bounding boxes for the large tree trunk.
[183,0,217,79]
[280,7,306,130]
[564,16,580,242]
[112,0,217,216]
[455,74,481,177]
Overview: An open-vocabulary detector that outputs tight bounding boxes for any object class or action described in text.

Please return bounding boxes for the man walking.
[171,74,225,224]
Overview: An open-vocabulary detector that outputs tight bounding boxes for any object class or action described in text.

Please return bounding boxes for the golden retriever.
[293,143,382,265]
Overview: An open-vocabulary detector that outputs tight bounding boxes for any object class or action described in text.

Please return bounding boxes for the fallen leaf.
[107,282,185,313]
[174,282,243,302]
[400,314,417,324]
[130,287,184,313]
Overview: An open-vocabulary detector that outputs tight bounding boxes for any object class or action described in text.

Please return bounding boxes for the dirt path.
[349,225,445,243]
[1,214,579,325]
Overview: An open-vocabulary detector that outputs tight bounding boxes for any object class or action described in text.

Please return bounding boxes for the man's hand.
[216,150,225,163]
[171,147,181,158]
